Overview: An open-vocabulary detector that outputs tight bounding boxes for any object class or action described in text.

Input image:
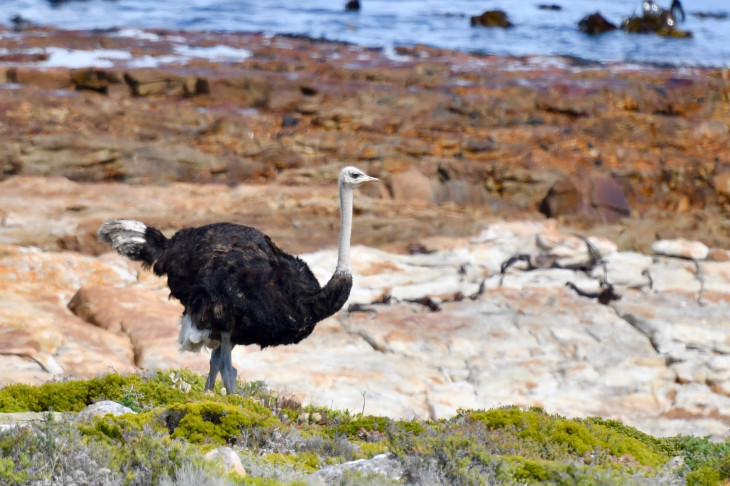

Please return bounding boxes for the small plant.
[671,435,730,486]
[118,386,145,413]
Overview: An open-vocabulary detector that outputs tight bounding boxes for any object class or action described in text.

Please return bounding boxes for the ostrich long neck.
[335,178,354,274]
[307,177,354,323]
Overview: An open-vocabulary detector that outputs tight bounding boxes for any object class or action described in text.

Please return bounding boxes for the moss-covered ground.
[0,370,728,485]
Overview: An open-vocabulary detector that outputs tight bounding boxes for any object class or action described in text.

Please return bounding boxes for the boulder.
[123,70,210,97]
[70,69,121,94]
[590,175,631,223]
[204,447,247,477]
[539,179,586,219]
[67,285,192,370]
[77,400,135,420]
[578,13,618,35]
[539,175,630,223]
[470,10,512,28]
[310,453,403,483]
[389,167,432,202]
[651,238,709,260]
[621,2,692,37]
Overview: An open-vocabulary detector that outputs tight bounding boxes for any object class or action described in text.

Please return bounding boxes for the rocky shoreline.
[1,26,730,440]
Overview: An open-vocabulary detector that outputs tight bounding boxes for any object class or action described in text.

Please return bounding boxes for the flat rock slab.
[2,220,730,440]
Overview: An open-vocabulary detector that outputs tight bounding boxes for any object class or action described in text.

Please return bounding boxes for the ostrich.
[98,166,378,394]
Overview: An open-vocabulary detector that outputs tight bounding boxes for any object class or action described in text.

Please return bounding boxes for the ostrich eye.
[351,173,361,179]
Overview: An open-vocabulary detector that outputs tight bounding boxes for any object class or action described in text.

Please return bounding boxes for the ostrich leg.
[219,332,238,394]
[205,345,223,391]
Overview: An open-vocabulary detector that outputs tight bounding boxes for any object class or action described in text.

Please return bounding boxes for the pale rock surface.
[0,411,66,432]
[308,453,403,484]
[2,219,730,440]
[204,447,247,478]
[77,400,135,420]
[651,238,710,260]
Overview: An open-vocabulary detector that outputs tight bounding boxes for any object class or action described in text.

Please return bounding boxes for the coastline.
[1,25,728,251]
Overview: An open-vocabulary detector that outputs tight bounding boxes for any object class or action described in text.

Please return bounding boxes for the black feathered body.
[99,166,375,393]
[152,223,352,348]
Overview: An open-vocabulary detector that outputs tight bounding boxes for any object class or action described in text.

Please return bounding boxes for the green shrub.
[464,407,671,468]
[163,401,276,445]
[3,372,729,485]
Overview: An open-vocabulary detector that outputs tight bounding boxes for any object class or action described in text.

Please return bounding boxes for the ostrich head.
[340,166,379,187]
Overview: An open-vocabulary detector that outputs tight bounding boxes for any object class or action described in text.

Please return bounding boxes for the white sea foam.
[173,44,251,62]
[40,47,131,68]
[111,28,161,42]
[126,54,184,68]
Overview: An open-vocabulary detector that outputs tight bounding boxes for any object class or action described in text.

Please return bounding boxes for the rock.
[77,400,135,420]
[0,412,65,432]
[651,238,709,260]
[204,447,246,477]
[0,294,67,374]
[645,256,702,294]
[10,14,33,32]
[470,10,512,28]
[67,285,195,370]
[389,167,432,202]
[589,175,631,223]
[693,120,729,141]
[264,88,305,112]
[621,2,692,38]
[535,227,617,267]
[621,16,691,37]
[539,175,630,223]
[4,217,730,438]
[258,144,304,174]
[713,171,730,202]
[578,13,618,34]
[70,69,121,94]
[700,261,730,295]
[57,219,113,256]
[0,245,139,386]
[310,453,403,484]
[708,248,730,262]
[13,134,225,184]
[123,70,209,97]
[602,251,653,288]
[539,179,586,219]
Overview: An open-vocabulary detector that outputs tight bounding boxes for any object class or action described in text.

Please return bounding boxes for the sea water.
[1,0,728,67]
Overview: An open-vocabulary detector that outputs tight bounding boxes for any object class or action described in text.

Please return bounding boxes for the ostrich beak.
[363,174,379,183]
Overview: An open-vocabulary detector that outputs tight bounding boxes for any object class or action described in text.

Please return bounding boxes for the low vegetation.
[0,371,728,485]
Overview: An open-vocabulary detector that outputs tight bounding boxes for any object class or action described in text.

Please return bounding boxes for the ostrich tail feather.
[98,218,168,268]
